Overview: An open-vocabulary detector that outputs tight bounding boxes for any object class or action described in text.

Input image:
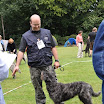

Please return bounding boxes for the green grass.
[1,46,102,104]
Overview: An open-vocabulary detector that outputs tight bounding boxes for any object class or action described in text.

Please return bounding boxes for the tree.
[0,0,104,46]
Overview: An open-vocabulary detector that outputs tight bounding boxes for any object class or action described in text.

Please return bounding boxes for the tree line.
[0,0,104,46]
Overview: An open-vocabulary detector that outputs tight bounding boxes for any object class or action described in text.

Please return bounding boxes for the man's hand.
[54,62,60,69]
[12,66,19,76]
[13,49,16,53]
[12,51,24,76]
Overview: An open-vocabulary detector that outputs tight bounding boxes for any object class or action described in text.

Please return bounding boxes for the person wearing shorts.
[88,27,97,57]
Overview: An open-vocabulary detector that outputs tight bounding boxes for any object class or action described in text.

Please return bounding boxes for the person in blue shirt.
[0,35,5,51]
[93,20,104,104]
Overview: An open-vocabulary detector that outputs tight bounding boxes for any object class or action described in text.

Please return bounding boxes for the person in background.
[88,27,97,57]
[6,38,17,54]
[12,14,61,104]
[93,20,104,104]
[76,31,84,58]
[0,35,5,51]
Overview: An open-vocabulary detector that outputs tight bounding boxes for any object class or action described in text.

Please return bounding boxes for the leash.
[58,65,64,71]
[53,60,92,71]
[53,65,64,71]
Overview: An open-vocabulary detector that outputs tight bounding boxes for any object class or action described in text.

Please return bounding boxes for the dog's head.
[41,71,44,80]
[41,71,50,81]
[41,71,56,83]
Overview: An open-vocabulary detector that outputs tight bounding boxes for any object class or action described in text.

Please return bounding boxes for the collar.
[30,27,41,34]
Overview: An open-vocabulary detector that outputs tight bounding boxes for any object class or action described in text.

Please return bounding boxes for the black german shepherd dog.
[83,38,90,57]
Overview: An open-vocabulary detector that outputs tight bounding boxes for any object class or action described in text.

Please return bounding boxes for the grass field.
[1,46,102,104]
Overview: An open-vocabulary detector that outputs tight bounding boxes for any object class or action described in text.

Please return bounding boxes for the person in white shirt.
[0,58,9,104]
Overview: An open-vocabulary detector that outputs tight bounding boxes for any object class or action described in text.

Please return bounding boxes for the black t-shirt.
[19,30,56,52]
[88,32,96,42]
[7,42,16,52]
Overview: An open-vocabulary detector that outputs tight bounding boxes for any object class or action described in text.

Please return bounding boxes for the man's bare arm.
[52,47,59,69]
[12,51,24,76]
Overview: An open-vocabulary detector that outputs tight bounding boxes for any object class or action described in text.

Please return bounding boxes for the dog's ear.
[41,71,44,80]
[41,71,50,81]
[41,71,47,80]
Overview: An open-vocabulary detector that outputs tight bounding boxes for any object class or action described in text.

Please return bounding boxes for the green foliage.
[68,34,77,39]
[54,35,65,45]
[64,36,71,42]
[82,14,103,32]
[82,32,89,43]
[0,0,104,43]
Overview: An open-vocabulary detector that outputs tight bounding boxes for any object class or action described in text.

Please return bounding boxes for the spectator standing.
[93,20,104,104]
[76,31,84,58]
[6,38,17,54]
[88,27,97,57]
[12,14,61,104]
[0,35,5,51]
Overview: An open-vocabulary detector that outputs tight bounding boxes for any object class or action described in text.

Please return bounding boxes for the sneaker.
[77,57,81,58]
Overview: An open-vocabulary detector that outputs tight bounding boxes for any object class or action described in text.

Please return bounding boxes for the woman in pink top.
[76,31,84,58]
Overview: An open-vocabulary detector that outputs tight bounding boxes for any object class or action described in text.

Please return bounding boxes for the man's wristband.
[55,60,59,62]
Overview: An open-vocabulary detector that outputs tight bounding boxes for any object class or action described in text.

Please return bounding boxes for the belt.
[79,42,82,44]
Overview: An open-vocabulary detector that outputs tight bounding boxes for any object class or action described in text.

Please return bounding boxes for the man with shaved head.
[30,14,41,31]
[12,14,61,104]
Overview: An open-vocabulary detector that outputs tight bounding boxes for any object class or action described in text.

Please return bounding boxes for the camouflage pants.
[30,65,57,104]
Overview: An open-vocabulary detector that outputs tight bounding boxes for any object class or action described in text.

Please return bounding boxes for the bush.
[69,34,77,39]
[82,32,89,43]
[54,35,65,45]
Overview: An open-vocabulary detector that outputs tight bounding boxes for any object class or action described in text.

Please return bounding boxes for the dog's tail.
[91,87,101,97]
[92,91,101,97]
